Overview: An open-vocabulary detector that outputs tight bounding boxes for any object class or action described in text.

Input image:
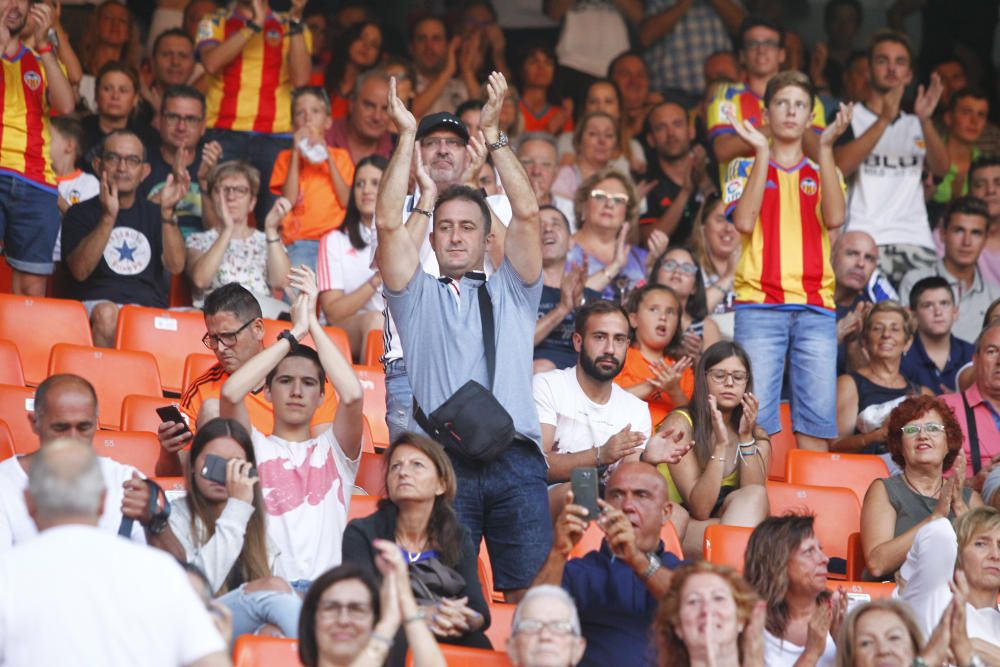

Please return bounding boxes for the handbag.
[413,282,516,464]
[408,557,467,603]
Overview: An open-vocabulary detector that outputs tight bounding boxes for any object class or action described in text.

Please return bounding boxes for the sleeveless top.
[849,371,919,455]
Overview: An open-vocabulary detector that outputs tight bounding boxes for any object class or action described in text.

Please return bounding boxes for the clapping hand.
[820,102,853,146]
[387,77,417,135]
[644,425,694,465]
[725,106,769,153]
[479,71,507,136]
[914,73,944,120]
[737,392,759,441]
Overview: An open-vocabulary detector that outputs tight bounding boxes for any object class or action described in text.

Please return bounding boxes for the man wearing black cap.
[326,69,395,164]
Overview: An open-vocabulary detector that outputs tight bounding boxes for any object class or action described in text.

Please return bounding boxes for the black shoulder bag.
[413,283,516,464]
[962,389,982,475]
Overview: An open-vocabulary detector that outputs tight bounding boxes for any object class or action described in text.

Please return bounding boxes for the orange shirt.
[269,146,354,243]
[180,362,338,434]
[0,44,57,189]
[614,347,695,425]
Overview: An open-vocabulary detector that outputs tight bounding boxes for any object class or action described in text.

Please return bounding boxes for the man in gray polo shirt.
[376,71,548,600]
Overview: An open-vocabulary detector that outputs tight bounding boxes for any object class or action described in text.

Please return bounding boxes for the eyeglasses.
[513,619,577,637]
[520,158,555,170]
[901,422,946,436]
[162,112,204,125]
[102,152,143,168]
[744,39,781,51]
[219,185,252,198]
[202,318,255,350]
[590,189,629,207]
[707,369,749,384]
[660,259,698,275]
[317,600,373,621]
[422,137,465,150]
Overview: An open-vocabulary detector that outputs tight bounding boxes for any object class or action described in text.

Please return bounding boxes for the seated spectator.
[557,79,645,177]
[297,558,446,667]
[342,433,491,661]
[650,246,722,359]
[123,417,302,639]
[219,267,364,588]
[323,21,383,120]
[50,117,100,261]
[831,231,893,376]
[615,284,695,423]
[660,341,770,558]
[930,88,989,209]
[186,162,291,319]
[407,15,474,118]
[517,46,571,135]
[690,195,738,338]
[899,197,1000,344]
[80,62,154,170]
[382,56,417,125]
[325,69,394,164]
[968,156,1000,286]
[607,51,663,139]
[933,60,1000,156]
[533,462,684,667]
[860,395,979,581]
[318,156,387,361]
[897,508,1000,660]
[744,515,844,667]
[833,302,928,457]
[77,0,142,111]
[552,112,621,201]
[518,133,576,228]
[902,277,975,395]
[139,28,198,127]
[63,130,187,347]
[507,585,586,667]
[271,87,356,273]
[566,168,647,302]
[533,206,598,373]
[654,561,763,667]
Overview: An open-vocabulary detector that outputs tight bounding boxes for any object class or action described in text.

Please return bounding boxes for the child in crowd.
[269,87,355,273]
[615,283,695,426]
[50,117,100,262]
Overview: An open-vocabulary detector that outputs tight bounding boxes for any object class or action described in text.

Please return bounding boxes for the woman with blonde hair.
[552,111,621,201]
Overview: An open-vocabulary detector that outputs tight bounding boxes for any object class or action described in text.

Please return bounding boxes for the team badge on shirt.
[265,29,282,45]
[799,178,818,196]
[725,178,744,200]
[103,227,152,276]
[23,71,41,92]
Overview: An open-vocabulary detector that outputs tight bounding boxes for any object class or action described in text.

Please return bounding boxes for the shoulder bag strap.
[478,282,496,389]
[962,389,982,475]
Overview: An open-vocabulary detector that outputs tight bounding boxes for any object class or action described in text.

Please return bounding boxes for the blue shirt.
[900,334,974,395]
[562,540,683,667]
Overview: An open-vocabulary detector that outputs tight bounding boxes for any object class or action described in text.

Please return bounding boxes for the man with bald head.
[0,440,229,666]
[0,374,143,549]
[532,461,682,667]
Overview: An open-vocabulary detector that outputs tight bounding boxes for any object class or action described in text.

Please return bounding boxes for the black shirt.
[638,161,699,247]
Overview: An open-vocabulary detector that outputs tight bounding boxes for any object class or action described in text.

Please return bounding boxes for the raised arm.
[638,0,693,48]
[285,0,310,88]
[834,88,898,177]
[374,77,420,292]
[67,172,118,281]
[159,166,192,275]
[818,103,851,230]
[480,72,542,282]
[28,4,74,115]
[727,112,770,235]
[199,0,263,77]
[914,74,948,178]
[263,198,292,289]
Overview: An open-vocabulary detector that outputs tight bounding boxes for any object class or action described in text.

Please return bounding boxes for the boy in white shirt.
[49,116,99,261]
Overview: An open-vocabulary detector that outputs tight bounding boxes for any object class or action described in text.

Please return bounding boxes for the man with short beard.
[640,102,703,246]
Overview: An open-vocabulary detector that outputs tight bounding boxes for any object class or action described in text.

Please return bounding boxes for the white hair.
[512,584,581,636]
[28,440,106,518]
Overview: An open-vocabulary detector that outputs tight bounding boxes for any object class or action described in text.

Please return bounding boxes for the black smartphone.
[571,467,600,521]
[201,453,256,484]
[155,405,191,434]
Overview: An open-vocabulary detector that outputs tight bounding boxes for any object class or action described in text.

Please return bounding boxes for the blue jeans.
[204,129,289,225]
[217,584,303,641]
[734,306,838,439]
[0,174,60,274]
[384,357,412,445]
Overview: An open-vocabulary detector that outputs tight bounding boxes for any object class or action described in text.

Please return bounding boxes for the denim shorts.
[734,306,838,439]
[447,439,553,591]
[0,174,60,274]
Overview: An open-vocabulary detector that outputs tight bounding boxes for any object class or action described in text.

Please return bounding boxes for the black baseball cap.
[416,112,469,143]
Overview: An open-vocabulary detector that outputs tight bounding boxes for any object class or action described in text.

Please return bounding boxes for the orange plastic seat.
[347,494,380,522]
[785,449,888,506]
[0,295,92,385]
[48,344,162,430]
[362,328,384,367]
[0,384,37,455]
[485,601,516,653]
[827,580,895,600]
[120,394,178,434]
[407,646,513,667]
[114,306,207,394]
[261,319,352,362]
[233,636,301,667]
[0,339,25,386]
[703,524,754,572]
[182,353,218,393]
[355,451,385,496]
[477,551,495,604]
[846,532,865,580]
[92,430,160,477]
[0,419,14,461]
[571,519,682,559]
[768,402,795,481]
[355,365,389,450]
[767,481,861,578]
[168,272,193,308]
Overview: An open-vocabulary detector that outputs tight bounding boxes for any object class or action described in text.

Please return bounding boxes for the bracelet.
[370,631,393,648]
[594,446,601,468]
[277,330,300,351]
[35,43,54,55]
[709,454,727,463]
[266,236,282,244]
[403,610,425,625]
[161,215,178,226]
[737,439,756,449]
[411,207,432,218]
[245,19,263,33]
[912,658,930,667]
[287,19,304,35]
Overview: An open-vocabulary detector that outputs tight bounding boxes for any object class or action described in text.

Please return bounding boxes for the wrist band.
[245,20,263,33]
[277,330,300,351]
[411,207,432,218]
[737,439,756,449]
[370,631,393,648]
[403,611,425,625]
[594,446,601,468]
[266,237,282,244]
[36,43,54,55]
[287,20,304,35]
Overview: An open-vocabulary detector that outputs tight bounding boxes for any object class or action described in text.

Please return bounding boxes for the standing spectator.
[551,112,621,201]
[325,69,395,165]
[607,51,663,138]
[0,441,229,666]
[50,117,100,260]
[638,0,745,98]
[318,156,387,362]
[507,586,586,667]
[518,133,576,228]
[967,156,1000,286]
[517,46,572,135]
[197,0,311,223]
[63,131,187,347]
[140,28,198,127]
[407,15,475,118]
[902,277,976,395]
[930,89,989,209]
[376,73,550,599]
[725,72,851,451]
[323,21,382,120]
[899,197,1000,344]
[270,87,355,273]
[77,0,142,111]
[80,62,153,171]
[0,0,74,296]
[834,30,948,286]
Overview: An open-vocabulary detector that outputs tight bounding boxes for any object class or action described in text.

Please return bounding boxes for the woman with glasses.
[186,161,292,319]
[552,112,621,201]
[651,245,722,361]
[566,168,647,303]
[860,395,981,581]
[658,341,770,558]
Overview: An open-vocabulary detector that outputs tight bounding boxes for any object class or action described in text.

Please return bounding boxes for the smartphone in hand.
[201,454,257,485]
[571,467,600,521]
[155,405,191,434]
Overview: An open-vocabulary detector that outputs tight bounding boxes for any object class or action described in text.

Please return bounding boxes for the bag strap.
[962,389,982,475]
[478,282,496,388]
[118,479,170,538]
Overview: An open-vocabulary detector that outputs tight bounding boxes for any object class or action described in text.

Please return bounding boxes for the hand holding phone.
[571,467,600,521]
[201,454,257,485]
[156,405,191,434]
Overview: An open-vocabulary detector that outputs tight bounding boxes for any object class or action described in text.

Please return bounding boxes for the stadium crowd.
[1,0,1000,665]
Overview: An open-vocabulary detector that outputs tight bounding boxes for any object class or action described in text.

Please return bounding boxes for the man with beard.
[0,0,75,296]
[533,299,692,526]
[639,102,704,246]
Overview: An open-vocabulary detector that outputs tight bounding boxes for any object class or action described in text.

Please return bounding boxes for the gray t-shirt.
[384,259,543,448]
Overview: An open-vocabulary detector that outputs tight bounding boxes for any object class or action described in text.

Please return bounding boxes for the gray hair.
[975,318,1000,354]
[512,585,581,636]
[28,440,106,519]
[353,67,391,98]
[516,132,559,154]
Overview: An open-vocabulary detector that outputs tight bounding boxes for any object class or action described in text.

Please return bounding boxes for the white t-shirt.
[316,227,383,315]
[0,524,225,666]
[54,169,101,261]
[844,104,934,249]
[764,630,837,667]
[0,456,144,551]
[251,428,359,582]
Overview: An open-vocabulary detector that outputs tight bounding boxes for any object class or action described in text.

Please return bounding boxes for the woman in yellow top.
[658,341,771,558]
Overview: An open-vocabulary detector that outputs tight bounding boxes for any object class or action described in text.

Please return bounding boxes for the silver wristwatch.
[487,131,509,152]
[642,552,662,579]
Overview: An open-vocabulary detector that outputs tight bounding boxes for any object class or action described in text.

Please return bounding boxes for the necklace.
[902,470,943,499]
[395,532,427,558]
